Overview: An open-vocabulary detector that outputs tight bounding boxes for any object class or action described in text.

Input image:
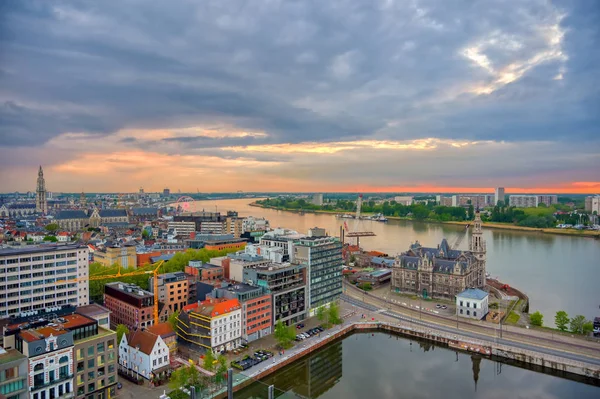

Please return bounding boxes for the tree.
[583,321,594,335]
[215,355,228,383]
[168,310,180,331]
[116,324,129,344]
[328,302,342,325]
[274,320,295,349]
[203,350,215,372]
[468,204,474,220]
[43,235,58,242]
[554,311,569,332]
[169,365,189,389]
[316,305,327,324]
[142,229,150,239]
[569,315,587,334]
[530,311,543,327]
[45,223,59,232]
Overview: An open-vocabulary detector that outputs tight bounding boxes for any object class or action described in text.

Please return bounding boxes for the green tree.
[168,310,180,331]
[215,355,228,383]
[583,321,594,335]
[569,315,587,334]
[169,365,189,389]
[142,229,150,239]
[116,324,129,344]
[530,311,543,327]
[328,302,342,325]
[316,305,327,324]
[468,204,474,220]
[43,235,58,242]
[554,311,569,332]
[203,350,216,372]
[274,320,295,349]
[45,223,59,232]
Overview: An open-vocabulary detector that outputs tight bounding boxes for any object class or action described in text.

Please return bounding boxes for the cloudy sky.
[1,0,599,194]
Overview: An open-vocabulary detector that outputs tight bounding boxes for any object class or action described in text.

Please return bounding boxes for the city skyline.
[1,1,598,193]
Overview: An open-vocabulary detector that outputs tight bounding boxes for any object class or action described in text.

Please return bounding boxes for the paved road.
[341,294,600,367]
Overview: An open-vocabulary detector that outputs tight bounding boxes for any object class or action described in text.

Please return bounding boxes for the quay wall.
[216,321,599,397]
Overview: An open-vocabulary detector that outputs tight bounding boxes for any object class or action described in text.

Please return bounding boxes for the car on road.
[117,382,122,389]
[435,304,441,308]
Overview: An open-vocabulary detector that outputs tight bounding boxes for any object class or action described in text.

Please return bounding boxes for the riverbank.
[249,202,600,238]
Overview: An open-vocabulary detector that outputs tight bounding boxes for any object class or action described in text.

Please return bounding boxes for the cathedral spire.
[36,166,48,214]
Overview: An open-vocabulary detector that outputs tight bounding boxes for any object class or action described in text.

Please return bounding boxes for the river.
[183,199,600,324]
[236,332,598,398]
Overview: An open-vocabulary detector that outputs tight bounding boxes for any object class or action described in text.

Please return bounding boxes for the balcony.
[31,374,74,390]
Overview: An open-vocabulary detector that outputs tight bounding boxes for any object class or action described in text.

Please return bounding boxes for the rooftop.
[146,322,175,338]
[105,282,153,299]
[124,330,159,355]
[0,243,85,256]
[19,326,69,343]
[60,314,96,330]
[218,283,263,294]
[76,303,111,318]
[0,348,27,366]
[457,288,488,301]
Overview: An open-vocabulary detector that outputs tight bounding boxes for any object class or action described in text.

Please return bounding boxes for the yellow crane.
[58,260,165,325]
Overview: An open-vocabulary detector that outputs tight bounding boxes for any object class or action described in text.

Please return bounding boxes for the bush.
[530,311,543,327]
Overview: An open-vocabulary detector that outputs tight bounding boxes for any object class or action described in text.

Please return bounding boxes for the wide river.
[186,198,600,324]
[236,332,598,398]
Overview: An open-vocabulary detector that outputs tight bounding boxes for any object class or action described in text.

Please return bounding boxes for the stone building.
[391,212,486,299]
[36,166,48,214]
[54,208,129,231]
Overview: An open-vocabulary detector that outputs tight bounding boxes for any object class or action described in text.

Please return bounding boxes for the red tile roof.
[146,322,175,338]
[124,330,159,355]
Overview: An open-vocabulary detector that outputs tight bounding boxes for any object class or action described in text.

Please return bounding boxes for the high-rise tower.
[36,166,48,214]
[469,211,486,288]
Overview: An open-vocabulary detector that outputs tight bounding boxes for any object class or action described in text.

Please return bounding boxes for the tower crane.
[451,223,471,250]
[344,193,375,248]
[57,260,165,325]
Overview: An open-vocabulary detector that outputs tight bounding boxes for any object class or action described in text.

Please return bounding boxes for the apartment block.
[93,244,137,268]
[103,283,154,330]
[393,196,413,205]
[149,272,189,314]
[185,261,224,281]
[0,244,89,319]
[167,221,196,238]
[0,347,28,399]
[225,217,244,238]
[494,187,505,205]
[209,283,272,343]
[537,195,558,207]
[585,195,600,214]
[509,195,538,208]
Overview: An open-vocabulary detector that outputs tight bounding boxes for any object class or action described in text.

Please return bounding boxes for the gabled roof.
[124,330,159,355]
[131,207,158,216]
[99,209,128,218]
[146,322,175,338]
[55,210,88,220]
[457,288,488,300]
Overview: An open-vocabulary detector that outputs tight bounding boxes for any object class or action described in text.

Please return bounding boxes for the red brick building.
[104,282,155,330]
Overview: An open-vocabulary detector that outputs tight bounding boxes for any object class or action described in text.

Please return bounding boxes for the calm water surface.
[187,199,600,324]
[236,332,599,398]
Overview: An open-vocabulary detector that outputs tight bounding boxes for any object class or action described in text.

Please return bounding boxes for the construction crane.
[451,223,471,250]
[57,260,165,325]
[344,194,375,248]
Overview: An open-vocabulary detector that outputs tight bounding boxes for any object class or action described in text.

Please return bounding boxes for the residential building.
[118,330,170,381]
[36,166,48,215]
[129,208,159,224]
[177,298,241,354]
[585,195,600,214]
[185,261,224,281]
[311,193,324,206]
[494,187,505,205]
[93,244,137,268]
[136,250,162,268]
[456,288,489,320]
[225,216,245,238]
[103,283,154,330]
[149,272,188,314]
[146,323,177,355]
[393,196,413,206]
[199,222,226,235]
[209,283,272,343]
[242,216,270,232]
[0,347,28,399]
[174,212,223,232]
[292,233,343,314]
[537,195,558,207]
[450,194,494,209]
[166,221,196,238]
[76,303,111,330]
[0,244,89,319]
[244,244,284,263]
[509,195,538,208]
[243,263,307,325]
[435,196,453,206]
[259,228,305,262]
[225,253,271,283]
[391,212,486,299]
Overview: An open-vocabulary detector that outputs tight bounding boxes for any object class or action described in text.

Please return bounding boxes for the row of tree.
[273,302,343,349]
[529,310,594,335]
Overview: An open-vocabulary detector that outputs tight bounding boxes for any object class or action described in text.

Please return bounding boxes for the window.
[459,301,463,306]
[88,346,94,356]
[88,359,94,368]
[77,361,84,372]
[77,374,84,385]
[88,383,95,393]
[34,363,44,372]
[153,359,157,367]
[474,312,477,317]
[97,342,105,353]
[107,339,114,349]
[59,355,69,364]
[164,355,167,363]
[466,310,470,316]
[460,309,463,314]
[466,302,470,308]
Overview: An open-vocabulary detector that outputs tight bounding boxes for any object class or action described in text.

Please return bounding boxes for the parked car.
[441,305,447,310]
[296,323,305,329]
[117,383,122,389]
[435,304,441,308]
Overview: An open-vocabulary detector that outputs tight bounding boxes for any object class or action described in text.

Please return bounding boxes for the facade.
[243,263,307,325]
[311,194,324,206]
[166,221,196,237]
[585,195,600,214]
[209,284,272,343]
[203,238,246,251]
[129,208,159,224]
[103,283,154,330]
[509,195,538,208]
[149,272,188,314]
[494,187,505,205]
[177,299,241,354]
[146,323,177,355]
[0,244,89,319]
[393,196,413,206]
[242,216,270,232]
[0,347,28,399]
[451,194,494,209]
[76,304,111,330]
[118,330,169,380]
[185,261,224,281]
[93,244,137,268]
[293,234,343,313]
[174,212,223,232]
[391,212,486,299]
[199,222,226,235]
[259,229,305,262]
[456,288,489,320]
[55,209,130,231]
[36,166,48,215]
[537,195,558,207]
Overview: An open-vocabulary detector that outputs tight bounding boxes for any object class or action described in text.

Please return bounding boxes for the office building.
[243,263,307,325]
[93,244,137,268]
[293,234,343,314]
[585,195,600,214]
[494,187,505,205]
[149,272,188,314]
[177,298,242,354]
[209,283,272,343]
[103,283,154,330]
[242,216,270,232]
[0,244,89,319]
[0,347,28,399]
[118,330,170,381]
[167,221,196,238]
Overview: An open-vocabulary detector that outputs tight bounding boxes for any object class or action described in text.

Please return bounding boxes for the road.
[341,292,600,367]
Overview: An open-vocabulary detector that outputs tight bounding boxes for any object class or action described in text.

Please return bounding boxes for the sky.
[0,0,599,194]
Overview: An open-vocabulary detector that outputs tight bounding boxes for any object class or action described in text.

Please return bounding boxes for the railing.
[31,374,73,390]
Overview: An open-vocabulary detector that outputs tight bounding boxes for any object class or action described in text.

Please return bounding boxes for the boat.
[376,215,388,222]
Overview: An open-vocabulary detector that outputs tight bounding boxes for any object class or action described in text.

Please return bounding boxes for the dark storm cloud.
[0,0,598,148]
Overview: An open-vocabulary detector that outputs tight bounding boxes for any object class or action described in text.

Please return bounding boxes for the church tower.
[36,166,48,214]
[80,191,87,207]
[469,211,486,288]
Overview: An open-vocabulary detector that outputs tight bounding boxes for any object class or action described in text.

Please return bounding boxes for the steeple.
[36,166,48,214]
[469,210,486,288]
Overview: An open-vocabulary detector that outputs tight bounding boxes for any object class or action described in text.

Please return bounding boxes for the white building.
[494,187,505,205]
[167,221,196,237]
[242,216,270,232]
[456,288,489,320]
[585,195,600,214]
[509,195,538,208]
[210,303,242,353]
[311,193,324,206]
[0,244,89,319]
[394,196,414,206]
[199,221,226,235]
[118,330,170,380]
